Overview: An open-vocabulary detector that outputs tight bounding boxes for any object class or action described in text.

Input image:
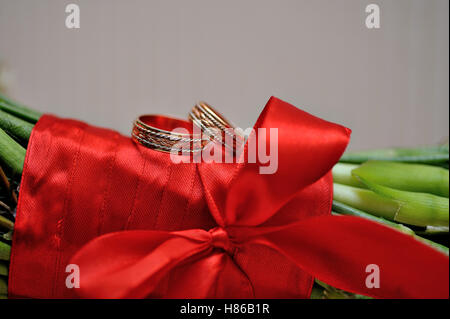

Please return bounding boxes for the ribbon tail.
[247,215,449,299]
[70,229,210,298]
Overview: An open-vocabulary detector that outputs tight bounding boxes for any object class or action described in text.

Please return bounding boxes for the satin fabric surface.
[9,97,449,298]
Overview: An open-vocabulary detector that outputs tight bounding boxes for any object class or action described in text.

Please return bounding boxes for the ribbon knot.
[209,227,235,255]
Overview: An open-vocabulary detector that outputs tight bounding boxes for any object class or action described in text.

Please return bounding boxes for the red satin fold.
[9,96,449,299]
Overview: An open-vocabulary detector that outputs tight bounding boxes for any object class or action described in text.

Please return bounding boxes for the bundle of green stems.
[321,142,449,298]
[0,94,448,299]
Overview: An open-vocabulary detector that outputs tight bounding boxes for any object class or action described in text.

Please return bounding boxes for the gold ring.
[188,102,244,152]
[132,115,209,153]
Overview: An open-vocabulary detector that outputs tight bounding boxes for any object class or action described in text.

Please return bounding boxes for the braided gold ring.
[189,102,244,151]
[132,115,209,153]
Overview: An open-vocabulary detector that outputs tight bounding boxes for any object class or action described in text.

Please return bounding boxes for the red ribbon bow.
[69,97,448,298]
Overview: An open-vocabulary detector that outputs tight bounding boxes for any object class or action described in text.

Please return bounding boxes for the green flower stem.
[415,236,449,256]
[340,145,449,164]
[332,163,366,188]
[0,109,33,142]
[0,261,8,276]
[415,226,449,236]
[333,183,399,220]
[333,182,449,227]
[314,279,371,299]
[0,276,7,295]
[0,127,26,176]
[0,165,17,204]
[332,200,414,235]
[0,200,10,212]
[2,231,13,242]
[438,162,449,169]
[0,241,10,261]
[356,177,449,227]
[309,285,326,299]
[0,93,41,123]
[352,161,449,197]
[0,215,14,230]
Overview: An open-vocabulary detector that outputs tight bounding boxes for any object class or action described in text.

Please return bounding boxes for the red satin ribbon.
[9,97,449,298]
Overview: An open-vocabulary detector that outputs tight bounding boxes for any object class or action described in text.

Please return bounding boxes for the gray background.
[0,0,448,150]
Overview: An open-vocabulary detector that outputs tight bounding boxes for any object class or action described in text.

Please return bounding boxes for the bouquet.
[0,92,448,299]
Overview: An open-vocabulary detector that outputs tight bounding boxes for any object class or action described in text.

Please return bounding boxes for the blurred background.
[0,0,448,150]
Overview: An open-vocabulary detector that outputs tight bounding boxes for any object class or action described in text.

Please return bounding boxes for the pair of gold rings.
[132,102,243,154]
